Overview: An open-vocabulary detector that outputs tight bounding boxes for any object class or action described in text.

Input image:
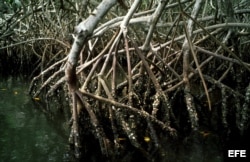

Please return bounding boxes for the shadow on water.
[0,76,72,162]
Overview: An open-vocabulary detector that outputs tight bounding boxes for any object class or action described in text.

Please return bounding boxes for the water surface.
[0,77,70,162]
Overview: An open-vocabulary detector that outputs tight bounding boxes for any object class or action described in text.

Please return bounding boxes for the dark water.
[1,77,249,162]
[0,77,71,162]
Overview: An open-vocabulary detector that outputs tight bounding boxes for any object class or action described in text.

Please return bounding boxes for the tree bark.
[182,0,204,130]
[65,0,117,157]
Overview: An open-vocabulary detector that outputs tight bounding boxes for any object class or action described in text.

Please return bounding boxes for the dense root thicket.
[2,0,250,161]
[0,0,76,76]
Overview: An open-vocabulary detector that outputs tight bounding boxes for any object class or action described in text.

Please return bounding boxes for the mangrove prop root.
[25,0,250,159]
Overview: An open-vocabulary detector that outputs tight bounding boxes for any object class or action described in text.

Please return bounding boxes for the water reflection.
[0,77,70,162]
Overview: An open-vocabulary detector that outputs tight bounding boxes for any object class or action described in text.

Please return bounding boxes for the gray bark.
[68,0,117,68]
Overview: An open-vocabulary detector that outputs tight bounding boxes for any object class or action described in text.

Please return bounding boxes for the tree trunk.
[65,0,117,158]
